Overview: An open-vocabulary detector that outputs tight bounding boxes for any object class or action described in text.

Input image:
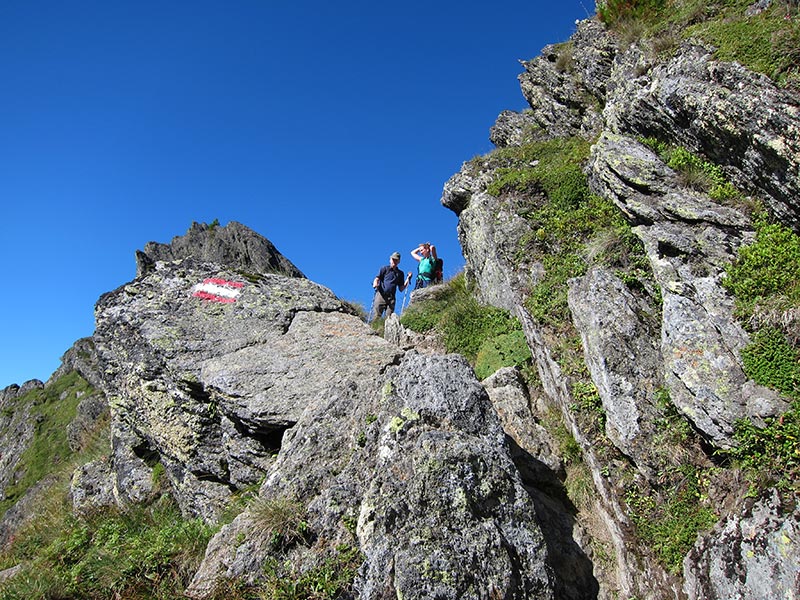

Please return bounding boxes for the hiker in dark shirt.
[372,252,412,319]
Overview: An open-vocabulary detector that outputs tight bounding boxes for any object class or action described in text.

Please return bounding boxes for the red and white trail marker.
[191,278,244,304]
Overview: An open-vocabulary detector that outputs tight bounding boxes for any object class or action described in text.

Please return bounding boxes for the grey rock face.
[441,167,540,311]
[683,490,800,600]
[441,15,799,600]
[483,367,562,477]
[70,459,117,515]
[0,394,35,501]
[135,221,305,279]
[605,42,800,231]
[568,267,666,470]
[92,256,366,521]
[187,352,563,599]
[589,132,789,447]
[356,354,554,600]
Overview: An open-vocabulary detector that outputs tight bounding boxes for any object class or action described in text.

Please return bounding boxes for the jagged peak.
[134,220,305,279]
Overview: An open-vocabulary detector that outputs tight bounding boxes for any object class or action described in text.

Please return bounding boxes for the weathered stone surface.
[66,390,108,451]
[187,353,567,599]
[568,267,666,470]
[683,489,800,600]
[70,458,117,515]
[92,252,381,521]
[589,132,790,447]
[0,394,35,501]
[605,42,800,231]
[356,355,553,600]
[483,366,562,477]
[135,221,305,279]
[441,168,541,311]
[489,109,541,148]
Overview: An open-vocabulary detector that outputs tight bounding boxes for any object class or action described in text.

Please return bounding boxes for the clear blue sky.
[0,1,592,388]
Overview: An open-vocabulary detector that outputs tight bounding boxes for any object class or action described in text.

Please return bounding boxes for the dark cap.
[390,252,401,261]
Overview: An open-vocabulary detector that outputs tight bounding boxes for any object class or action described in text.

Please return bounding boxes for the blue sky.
[0,1,592,388]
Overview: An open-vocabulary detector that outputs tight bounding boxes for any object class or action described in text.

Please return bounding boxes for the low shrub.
[597,0,666,27]
[640,138,742,203]
[250,496,309,550]
[723,215,800,321]
[474,330,532,380]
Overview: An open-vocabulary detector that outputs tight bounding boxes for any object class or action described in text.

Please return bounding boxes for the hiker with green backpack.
[411,242,442,289]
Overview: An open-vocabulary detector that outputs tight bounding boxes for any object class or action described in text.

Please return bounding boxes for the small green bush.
[572,381,606,429]
[640,138,742,203]
[728,400,800,492]
[400,274,524,366]
[250,496,309,550]
[689,3,800,86]
[486,137,591,210]
[260,544,363,600]
[741,327,800,398]
[474,330,532,380]
[723,216,800,319]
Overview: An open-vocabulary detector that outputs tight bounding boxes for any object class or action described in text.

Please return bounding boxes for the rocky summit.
[1,5,799,600]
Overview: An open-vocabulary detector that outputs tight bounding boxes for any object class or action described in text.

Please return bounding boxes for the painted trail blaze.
[191,278,244,303]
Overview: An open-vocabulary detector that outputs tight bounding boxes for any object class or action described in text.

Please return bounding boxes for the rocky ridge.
[442,15,799,600]
[0,11,799,600]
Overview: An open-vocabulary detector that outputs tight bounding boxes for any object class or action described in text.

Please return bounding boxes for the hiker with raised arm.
[371,252,412,320]
[411,242,440,289]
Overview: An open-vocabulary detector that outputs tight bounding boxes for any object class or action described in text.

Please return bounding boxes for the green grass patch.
[723,215,800,320]
[249,496,310,551]
[687,2,800,87]
[597,0,800,88]
[474,330,532,380]
[596,0,666,28]
[400,275,526,371]
[259,544,363,600]
[523,193,652,329]
[721,213,800,492]
[640,138,742,203]
[728,327,800,491]
[625,465,718,573]
[486,137,591,208]
[0,495,214,600]
[0,372,92,518]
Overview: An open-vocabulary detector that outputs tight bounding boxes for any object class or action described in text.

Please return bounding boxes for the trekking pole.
[366,289,375,323]
[401,288,408,313]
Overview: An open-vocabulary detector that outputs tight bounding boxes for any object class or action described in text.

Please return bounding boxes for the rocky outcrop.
[604,42,800,231]
[67,222,590,599]
[442,16,799,600]
[91,255,354,520]
[683,489,800,599]
[134,220,305,279]
[588,132,789,448]
[0,385,37,501]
